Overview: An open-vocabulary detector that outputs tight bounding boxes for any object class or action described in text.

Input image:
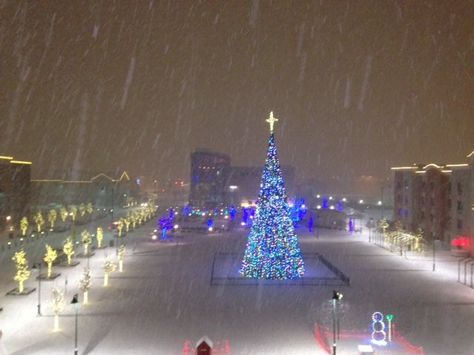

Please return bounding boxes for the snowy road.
[0,224,473,354]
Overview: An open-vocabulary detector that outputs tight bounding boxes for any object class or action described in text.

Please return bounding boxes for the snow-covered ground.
[0,223,473,354]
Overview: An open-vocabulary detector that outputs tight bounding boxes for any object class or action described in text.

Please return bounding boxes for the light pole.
[33,262,42,316]
[71,293,79,355]
[432,237,437,272]
[332,290,343,355]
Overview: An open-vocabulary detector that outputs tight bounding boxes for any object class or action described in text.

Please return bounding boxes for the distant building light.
[329,196,333,200]
[342,198,347,202]
[359,200,364,204]
[173,224,179,230]
[377,201,382,206]
[316,194,321,198]
[6,216,11,221]
[329,205,335,210]
[316,205,322,210]
[229,185,238,190]
[208,227,213,232]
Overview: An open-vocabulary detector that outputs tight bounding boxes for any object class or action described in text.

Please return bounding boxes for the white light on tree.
[52,287,65,331]
[103,260,116,286]
[79,268,92,304]
[118,245,125,272]
[43,244,58,278]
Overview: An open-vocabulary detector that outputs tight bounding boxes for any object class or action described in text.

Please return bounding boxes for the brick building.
[0,156,32,229]
[392,151,474,254]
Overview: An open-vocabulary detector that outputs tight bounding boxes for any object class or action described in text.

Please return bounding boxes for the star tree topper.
[266,111,278,133]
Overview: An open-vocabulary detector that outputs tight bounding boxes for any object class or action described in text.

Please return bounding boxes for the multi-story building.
[392,151,474,255]
[31,171,141,209]
[189,150,231,208]
[0,155,32,229]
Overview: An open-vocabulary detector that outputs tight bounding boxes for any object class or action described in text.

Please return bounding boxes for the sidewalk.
[365,229,474,291]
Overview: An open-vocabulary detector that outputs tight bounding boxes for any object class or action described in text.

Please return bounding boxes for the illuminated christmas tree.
[240,112,305,280]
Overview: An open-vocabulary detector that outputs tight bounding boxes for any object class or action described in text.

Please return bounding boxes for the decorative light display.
[63,238,75,265]
[43,244,58,278]
[51,287,65,331]
[12,249,30,293]
[371,311,388,346]
[79,268,92,304]
[81,230,92,255]
[240,113,305,280]
[386,314,394,342]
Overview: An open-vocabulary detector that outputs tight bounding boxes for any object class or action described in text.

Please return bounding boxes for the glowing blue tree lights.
[240,113,305,279]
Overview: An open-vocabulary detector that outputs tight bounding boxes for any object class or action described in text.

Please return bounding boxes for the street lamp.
[71,294,79,355]
[332,290,343,355]
[32,262,42,316]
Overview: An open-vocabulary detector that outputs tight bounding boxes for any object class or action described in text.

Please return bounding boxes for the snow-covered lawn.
[0,224,473,354]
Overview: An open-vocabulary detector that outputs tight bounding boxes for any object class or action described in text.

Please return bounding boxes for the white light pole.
[332,290,343,355]
[71,294,79,355]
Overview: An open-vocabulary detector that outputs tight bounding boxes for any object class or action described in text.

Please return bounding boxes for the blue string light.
[240,134,305,279]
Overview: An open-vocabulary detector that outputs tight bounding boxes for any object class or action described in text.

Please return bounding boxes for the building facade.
[31,171,141,209]
[0,156,32,229]
[189,150,231,208]
[392,151,474,255]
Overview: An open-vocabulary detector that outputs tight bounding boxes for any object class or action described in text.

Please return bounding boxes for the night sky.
[1,1,473,183]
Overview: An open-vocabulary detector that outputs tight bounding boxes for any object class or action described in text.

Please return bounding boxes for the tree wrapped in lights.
[20,217,29,237]
[96,227,104,248]
[63,238,75,265]
[51,287,65,331]
[86,202,94,216]
[59,207,68,223]
[117,219,124,237]
[69,205,78,222]
[79,203,86,217]
[81,230,92,255]
[103,260,116,286]
[240,112,305,280]
[131,214,137,229]
[12,249,30,293]
[118,245,126,272]
[48,209,57,230]
[43,244,58,278]
[124,218,131,233]
[33,211,45,233]
[79,268,92,304]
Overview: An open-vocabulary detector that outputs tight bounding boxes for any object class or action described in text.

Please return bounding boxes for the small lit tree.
[79,203,86,217]
[124,218,131,233]
[51,287,65,331]
[118,245,126,272]
[12,249,30,293]
[86,202,94,216]
[79,268,92,304]
[131,214,137,229]
[116,219,124,237]
[20,217,29,236]
[96,227,104,248]
[43,244,58,278]
[33,211,45,233]
[48,209,57,230]
[414,228,424,253]
[103,260,116,286]
[63,238,75,265]
[69,206,78,222]
[59,207,68,223]
[81,230,92,255]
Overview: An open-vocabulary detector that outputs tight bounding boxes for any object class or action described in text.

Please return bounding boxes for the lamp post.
[33,262,42,316]
[432,237,437,272]
[71,294,79,355]
[332,290,343,355]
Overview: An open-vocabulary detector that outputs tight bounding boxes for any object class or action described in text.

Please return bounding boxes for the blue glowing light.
[240,134,305,280]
